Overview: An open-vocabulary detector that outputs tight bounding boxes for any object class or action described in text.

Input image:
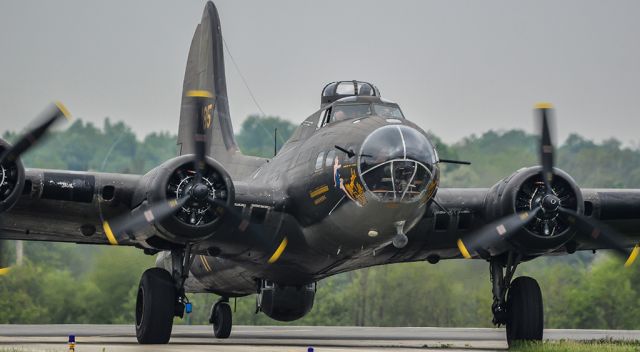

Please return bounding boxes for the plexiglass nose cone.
[358,125,437,202]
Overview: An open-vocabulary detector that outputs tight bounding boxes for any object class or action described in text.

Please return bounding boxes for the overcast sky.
[1,0,639,146]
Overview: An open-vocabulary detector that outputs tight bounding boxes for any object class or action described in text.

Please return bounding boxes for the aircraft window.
[335,82,356,95]
[325,150,336,167]
[373,104,404,118]
[357,82,376,96]
[322,82,337,96]
[331,104,371,122]
[314,151,325,171]
[317,109,329,128]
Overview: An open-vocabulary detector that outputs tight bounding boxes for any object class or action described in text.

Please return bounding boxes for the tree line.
[1,115,640,328]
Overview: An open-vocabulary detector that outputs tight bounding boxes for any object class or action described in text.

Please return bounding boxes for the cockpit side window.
[317,108,330,128]
[373,104,404,119]
[330,104,371,123]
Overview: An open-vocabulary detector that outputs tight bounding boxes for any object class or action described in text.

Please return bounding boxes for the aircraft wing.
[0,168,140,246]
[387,187,640,264]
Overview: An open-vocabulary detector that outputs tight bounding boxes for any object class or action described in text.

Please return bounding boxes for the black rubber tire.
[135,268,176,344]
[506,276,543,346]
[212,302,232,338]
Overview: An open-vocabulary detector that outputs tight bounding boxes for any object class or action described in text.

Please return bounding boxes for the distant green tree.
[3,116,640,329]
[236,115,296,157]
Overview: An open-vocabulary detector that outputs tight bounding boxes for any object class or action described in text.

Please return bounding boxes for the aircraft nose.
[358,125,438,202]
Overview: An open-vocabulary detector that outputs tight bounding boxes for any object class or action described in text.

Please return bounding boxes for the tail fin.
[177,2,265,178]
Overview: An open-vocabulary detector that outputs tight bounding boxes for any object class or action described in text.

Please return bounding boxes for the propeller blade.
[0,240,8,276]
[457,207,541,259]
[558,207,638,267]
[0,217,10,276]
[186,90,213,183]
[0,102,71,165]
[535,102,555,193]
[102,197,189,245]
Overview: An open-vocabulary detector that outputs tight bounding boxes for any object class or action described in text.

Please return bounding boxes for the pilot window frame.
[317,108,331,129]
[329,103,372,124]
[372,103,405,119]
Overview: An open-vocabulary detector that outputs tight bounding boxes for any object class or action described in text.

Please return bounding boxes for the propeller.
[187,90,212,184]
[457,207,541,259]
[457,103,639,266]
[101,90,213,244]
[0,216,17,276]
[0,103,71,276]
[103,197,190,245]
[0,102,71,165]
[102,89,288,263]
[0,239,8,276]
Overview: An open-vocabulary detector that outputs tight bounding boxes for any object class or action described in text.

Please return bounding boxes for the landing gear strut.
[135,246,195,344]
[489,253,543,346]
[210,297,233,338]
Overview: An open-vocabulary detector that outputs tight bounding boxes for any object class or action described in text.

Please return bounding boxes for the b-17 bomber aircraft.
[2,1,640,347]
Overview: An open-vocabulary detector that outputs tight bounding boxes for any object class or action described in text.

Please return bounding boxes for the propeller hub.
[541,194,560,213]
[190,183,210,201]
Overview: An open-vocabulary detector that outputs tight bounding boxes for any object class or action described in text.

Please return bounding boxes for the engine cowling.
[0,139,25,213]
[133,155,235,244]
[483,166,583,256]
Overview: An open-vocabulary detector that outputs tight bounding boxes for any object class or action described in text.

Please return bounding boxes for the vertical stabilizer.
[177,2,265,179]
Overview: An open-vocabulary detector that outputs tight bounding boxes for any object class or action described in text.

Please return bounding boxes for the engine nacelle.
[483,166,584,256]
[133,154,235,245]
[258,281,316,322]
[0,139,25,213]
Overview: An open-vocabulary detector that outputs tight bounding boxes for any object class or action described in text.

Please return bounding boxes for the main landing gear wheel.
[506,276,543,346]
[210,299,232,338]
[135,268,176,344]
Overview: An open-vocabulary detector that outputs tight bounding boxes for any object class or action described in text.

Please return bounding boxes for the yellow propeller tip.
[457,239,472,259]
[54,101,72,121]
[534,102,554,109]
[186,90,213,98]
[624,244,640,267]
[0,267,11,276]
[102,221,119,246]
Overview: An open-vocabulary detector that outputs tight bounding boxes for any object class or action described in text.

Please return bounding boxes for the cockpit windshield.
[373,104,404,118]
[331,104,372,122]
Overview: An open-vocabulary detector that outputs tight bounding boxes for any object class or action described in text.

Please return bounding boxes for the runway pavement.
[1,325,640,351]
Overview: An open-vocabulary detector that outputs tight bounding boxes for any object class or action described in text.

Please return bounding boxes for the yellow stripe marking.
[186,90,213,98]
[625,244,640,267]
[268,237,288,264]
[309,185,329,198]
[54,101,72,121]
[534,102,554,109]
[457,239,471,259]
[200,255,212,272]
[313,195,327,205]
[0,267,10,276]
[102,221,119,245]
